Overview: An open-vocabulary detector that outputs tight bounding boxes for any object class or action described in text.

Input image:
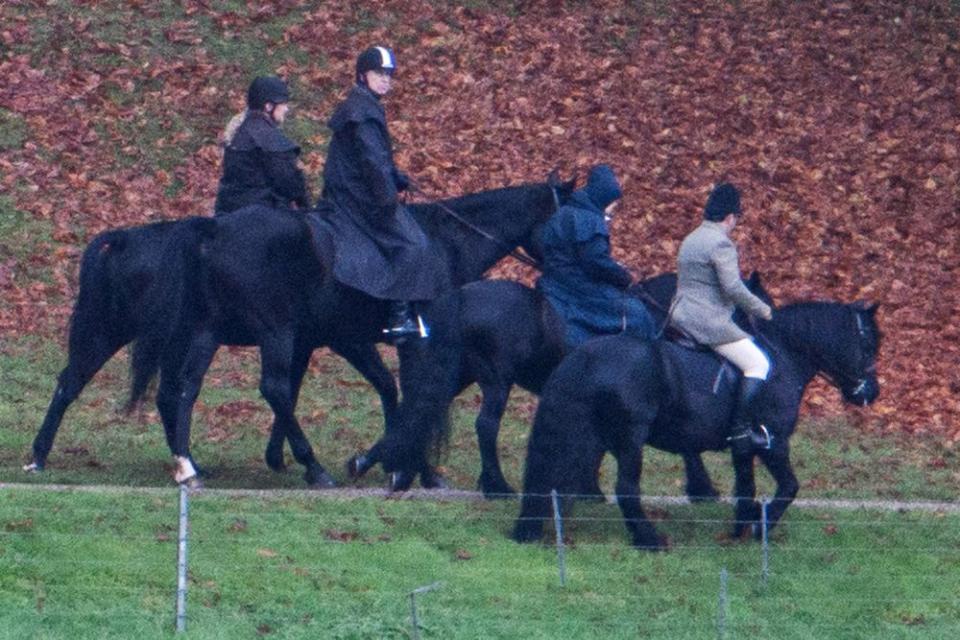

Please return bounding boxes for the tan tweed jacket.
[669,220,771,346]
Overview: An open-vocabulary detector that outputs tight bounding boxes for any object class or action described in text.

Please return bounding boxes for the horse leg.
[755,444,800,539]
[27,334,125,472]
[613,439,666,550]
[730,451,761,539]
[475,381,515,498]
[165,332,219,487]
[682,452,720,503]
[259,333,335,488]
[334,341,401,481]
[157,334,217,479]
[264,343,312,472]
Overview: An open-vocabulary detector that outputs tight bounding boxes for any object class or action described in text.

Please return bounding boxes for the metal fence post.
[761,498,770,587]
[408,582,443,640]
[717,567,728,640]
[550,489,567,587]
[175,484,189,633]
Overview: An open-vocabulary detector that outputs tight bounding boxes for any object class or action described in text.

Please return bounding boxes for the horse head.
[519,169,576,263]
[835,301,881,406]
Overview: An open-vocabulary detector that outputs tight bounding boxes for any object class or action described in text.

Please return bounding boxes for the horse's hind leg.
[162,332,219,485]
[259,333,335,488]
[475,381,515,498]
[613,440,666,550]
[157,333,218,478]
[682,452,720,502]
[264,343,312,472]
[756,445,800,538]
[28,334,124,471]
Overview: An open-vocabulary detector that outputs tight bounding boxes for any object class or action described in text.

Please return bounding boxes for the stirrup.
[727,424,773,451]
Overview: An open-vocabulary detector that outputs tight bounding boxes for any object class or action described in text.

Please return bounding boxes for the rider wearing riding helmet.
[214,75,310,215]
[669,183,774,455]
[320,46,448,343]
[536,164,655,348]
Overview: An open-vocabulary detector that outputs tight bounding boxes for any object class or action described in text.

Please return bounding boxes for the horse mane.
[763,300,878,365]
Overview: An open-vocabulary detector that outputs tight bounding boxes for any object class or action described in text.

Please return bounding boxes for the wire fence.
[1,482,959,639]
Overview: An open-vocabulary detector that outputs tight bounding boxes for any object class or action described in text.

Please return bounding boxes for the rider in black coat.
[321,46,449,342]
[214,76,310,215]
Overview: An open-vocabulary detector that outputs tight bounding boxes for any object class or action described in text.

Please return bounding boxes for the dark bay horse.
[351,273,770,500]
[512,299,881,549]
[128,174,575,486]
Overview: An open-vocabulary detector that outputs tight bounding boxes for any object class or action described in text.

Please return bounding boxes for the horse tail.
[378,291,464,474]
[128,217,215,408]
[68,229,127,348]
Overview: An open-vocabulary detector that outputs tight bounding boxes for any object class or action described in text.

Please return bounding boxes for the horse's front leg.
[260,333,336,489]
[264,343,312,472]
[730,450,760,539]
[756,442,800,539]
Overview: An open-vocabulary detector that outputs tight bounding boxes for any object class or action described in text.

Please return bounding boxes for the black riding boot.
[727,377,773,456]
[382,301,427,344]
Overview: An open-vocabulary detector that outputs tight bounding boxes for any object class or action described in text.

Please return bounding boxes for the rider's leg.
[714,338,772,455]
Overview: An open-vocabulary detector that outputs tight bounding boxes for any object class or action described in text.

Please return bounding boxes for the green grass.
[0,488,958,639]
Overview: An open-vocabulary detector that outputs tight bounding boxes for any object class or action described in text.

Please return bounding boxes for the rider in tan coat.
[670,183,774,455]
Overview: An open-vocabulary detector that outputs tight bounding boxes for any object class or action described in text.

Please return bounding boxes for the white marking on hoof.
[173,456,198,485]
[23,462,41,473]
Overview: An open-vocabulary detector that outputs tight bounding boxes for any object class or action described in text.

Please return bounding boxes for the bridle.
[816,310,876,404]
[407,180,556,271]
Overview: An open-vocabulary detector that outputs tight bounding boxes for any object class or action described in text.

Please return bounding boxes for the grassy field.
[1,333,959,639]
[2,486,959,640]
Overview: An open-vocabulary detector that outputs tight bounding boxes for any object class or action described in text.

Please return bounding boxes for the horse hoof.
[305,469,337,489]
[479,480,516,499]
[635,536,669,552]
[389,471,415,492]
[23,461,43,473]
[346,454,372,480]
[686,486,720,503]
[181,475,204,491]
[420,471,449,490]
[511,521,544,544]
[265,450,286,473]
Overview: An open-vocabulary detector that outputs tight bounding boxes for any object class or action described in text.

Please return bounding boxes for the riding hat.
[247,76,290,110]
[704,183,742,221]
[356,46,396,83]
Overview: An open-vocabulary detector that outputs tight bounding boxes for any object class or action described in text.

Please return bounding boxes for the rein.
[407,181,544,270]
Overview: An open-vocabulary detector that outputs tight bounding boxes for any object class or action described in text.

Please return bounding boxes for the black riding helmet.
[355,46,396,84]
[247,76,290,111]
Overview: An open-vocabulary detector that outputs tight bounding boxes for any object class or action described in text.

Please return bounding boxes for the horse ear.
[547,168,560,187]
[747,271,762,287]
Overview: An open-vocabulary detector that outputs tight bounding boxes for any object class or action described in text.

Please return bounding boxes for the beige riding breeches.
[714,338,770,380]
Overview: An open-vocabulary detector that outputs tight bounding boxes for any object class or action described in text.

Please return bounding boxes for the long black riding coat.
[214,112,309,214]
[319,85,448,301]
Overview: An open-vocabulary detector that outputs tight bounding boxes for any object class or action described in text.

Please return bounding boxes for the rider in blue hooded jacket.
[536,164,655,348]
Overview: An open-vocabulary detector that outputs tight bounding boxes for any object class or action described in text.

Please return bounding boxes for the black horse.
[351,272,770,500]
[512,299,881,549]
[128,174,575,486]
[24,220,413,475]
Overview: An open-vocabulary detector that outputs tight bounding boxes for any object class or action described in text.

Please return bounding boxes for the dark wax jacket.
[214,111,309,215]
[537,190,654,347]
[322,85,408,225]
[317,85,447,301]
